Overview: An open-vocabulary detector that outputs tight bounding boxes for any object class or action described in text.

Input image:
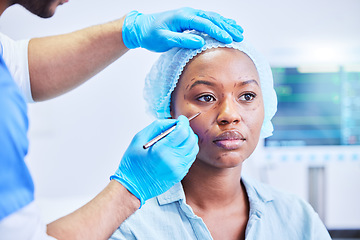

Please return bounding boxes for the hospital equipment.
[262,65,360,229]
[143,112,201,149]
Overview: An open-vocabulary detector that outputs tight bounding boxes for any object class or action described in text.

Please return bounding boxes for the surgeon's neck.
[0,4,6,16]
[0,1,11,16]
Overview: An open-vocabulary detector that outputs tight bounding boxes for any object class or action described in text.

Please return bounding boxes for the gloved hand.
[122,7,244,52]
[110,115,199,207]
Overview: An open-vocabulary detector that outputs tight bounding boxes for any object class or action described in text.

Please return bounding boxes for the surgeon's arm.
[28,8,243,101]
[28,17,128,102]
[47,180,139,240]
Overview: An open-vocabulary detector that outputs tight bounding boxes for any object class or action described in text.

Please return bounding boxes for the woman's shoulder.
[111,183,187,239]
[121,183,184,223]
[242,174,316,217]
[111,182,203,240]
[242,175,331,239]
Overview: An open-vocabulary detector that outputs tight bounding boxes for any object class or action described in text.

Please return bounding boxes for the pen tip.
[189,112,201,121]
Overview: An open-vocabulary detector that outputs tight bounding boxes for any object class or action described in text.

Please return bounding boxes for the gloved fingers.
[134,118,178,144]
[174,128,199,156]
[175,143,199,181]
[187,16,243,44]
[224,19,244,34]
[221,16,244,33]
[196,9,244,33]
[179,142,199,179]
[163,142,198,183]
[161,115,191,147]
[223,17,237,25]
[184,9,244,43]
[182,133,199,162]
[150,127,197,173]
[180,16,232,44]
[189,134,199,159]
[159,30,205,49]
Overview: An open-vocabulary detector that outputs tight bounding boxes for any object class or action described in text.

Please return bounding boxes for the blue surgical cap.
[144,31,277,138]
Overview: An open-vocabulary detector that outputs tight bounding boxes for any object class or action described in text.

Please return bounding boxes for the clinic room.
[1,0,359,239]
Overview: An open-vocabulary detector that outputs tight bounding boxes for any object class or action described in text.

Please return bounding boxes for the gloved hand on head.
[110,115,199,207]
[122,7,244,52]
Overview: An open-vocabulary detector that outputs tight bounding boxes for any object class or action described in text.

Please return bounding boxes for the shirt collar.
[242,174,274,203]
[157,182,186,206]
[156,174,275,206]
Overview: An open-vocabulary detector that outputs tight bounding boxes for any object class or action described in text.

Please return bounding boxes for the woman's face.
[171,48,264,169]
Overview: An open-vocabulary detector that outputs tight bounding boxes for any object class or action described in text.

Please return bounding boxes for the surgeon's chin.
[29,2,58,18]
[38,7,57,18]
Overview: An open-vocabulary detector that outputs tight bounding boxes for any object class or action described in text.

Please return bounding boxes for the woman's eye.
[198,95,216,102]
[239,93,256,101]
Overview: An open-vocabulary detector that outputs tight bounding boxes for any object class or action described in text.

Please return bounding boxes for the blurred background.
[1,0,359,237]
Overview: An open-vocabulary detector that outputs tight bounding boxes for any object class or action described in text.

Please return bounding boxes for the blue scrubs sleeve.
[0,54,34,220]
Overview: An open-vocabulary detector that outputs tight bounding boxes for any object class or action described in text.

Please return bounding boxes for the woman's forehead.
[193,47,250,60]
[178,48,259,85]
[184,48,256,72]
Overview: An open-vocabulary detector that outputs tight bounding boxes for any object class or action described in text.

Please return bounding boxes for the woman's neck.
[181,160,245,210]
[181,160,249,240]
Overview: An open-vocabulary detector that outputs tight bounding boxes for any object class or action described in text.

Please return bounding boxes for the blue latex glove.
[122,7,244,52]
[110,115,199,207]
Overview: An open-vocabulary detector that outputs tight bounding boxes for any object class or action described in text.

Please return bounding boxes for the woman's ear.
[169,92,176,119]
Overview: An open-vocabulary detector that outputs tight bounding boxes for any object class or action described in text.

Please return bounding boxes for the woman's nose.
[216,98,242,125]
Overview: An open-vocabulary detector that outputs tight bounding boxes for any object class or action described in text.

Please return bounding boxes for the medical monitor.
[261,66,360,231]
[265,66,360,148]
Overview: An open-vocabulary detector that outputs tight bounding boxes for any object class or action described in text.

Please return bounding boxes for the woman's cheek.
[247,108,264,136]
[190,118,211,146]
[189,121,201,142]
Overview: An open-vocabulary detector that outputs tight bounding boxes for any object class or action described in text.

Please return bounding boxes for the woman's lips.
[213,130,246,150]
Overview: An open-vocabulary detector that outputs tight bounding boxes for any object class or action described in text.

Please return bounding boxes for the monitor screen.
[265,66,360,147]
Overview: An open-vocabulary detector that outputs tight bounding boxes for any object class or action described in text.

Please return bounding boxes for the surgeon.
[0,0,244,239]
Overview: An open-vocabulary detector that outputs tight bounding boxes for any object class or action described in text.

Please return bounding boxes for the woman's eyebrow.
[239,79,259,86]
[189,80,216,90]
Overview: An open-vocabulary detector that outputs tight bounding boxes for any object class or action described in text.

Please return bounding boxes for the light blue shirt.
[110,175,331,240]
